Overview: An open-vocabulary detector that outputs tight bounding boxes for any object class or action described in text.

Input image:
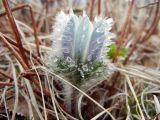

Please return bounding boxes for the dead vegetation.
[0,0,160,120]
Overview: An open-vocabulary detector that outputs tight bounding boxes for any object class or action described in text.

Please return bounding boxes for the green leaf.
[119,47,128,57]
[107,43,116,59]
[107,43,128,59]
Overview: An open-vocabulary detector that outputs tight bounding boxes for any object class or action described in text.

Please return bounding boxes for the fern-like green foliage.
[54,57,104,86]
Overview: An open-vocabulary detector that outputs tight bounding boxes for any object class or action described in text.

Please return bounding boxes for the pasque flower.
[49,10,115,87]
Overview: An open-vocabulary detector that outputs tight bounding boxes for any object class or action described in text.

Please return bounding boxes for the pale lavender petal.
[87,25,106,62]
[74,15,90,61]
[62,17,76,58]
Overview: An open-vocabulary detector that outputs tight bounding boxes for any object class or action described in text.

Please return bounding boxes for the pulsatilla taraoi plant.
[49,10,115,88]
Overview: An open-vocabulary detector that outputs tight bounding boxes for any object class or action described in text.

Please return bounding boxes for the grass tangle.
[0,0,160,120]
